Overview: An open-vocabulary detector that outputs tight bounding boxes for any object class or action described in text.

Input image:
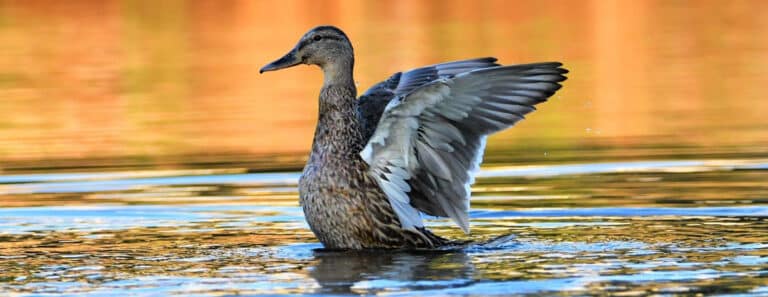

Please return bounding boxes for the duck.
[260,25,567,249]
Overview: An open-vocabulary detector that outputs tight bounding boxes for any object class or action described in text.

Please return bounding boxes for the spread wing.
[357,57,500,143]
[360,62,568,233]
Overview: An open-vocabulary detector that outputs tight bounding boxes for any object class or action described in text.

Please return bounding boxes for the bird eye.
[313,35,322,41]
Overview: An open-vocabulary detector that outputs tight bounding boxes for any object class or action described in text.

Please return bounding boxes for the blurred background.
[0,0,766,172]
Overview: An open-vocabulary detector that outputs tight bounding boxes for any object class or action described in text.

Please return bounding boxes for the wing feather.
[357,58,500,142]
[362,62,568,233]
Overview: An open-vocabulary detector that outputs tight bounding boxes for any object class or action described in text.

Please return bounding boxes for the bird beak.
[260,46,302,74]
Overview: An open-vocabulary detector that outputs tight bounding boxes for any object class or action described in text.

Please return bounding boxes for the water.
[2,0,768,296]
[1,159,766,296]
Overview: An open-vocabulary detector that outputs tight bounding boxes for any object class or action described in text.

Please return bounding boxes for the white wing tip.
[360,145,373,163]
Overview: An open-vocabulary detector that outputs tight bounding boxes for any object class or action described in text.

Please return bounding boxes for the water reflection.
[0,159,766,295]
[310,250,473,294]
[2,210,766,295]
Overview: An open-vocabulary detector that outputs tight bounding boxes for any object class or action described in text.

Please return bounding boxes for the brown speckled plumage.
[262,26,445,249]
[260,25,567,249]
[299,83,445,249]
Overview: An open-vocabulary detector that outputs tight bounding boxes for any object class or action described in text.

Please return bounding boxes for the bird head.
[260,26,354,74]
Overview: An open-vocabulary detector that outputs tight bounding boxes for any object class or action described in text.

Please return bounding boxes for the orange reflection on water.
[0,0,766,169]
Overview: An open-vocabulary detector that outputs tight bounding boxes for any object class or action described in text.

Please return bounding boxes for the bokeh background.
[1,0,766,172]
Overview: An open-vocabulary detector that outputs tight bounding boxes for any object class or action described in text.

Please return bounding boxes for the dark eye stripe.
[297,34,345,51]
[321,35,344,42]
[314,34,344,42]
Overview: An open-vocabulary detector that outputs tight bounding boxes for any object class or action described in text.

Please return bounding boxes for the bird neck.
[321,56,355,87]
[311,81,364,163]
[317,55,358,130]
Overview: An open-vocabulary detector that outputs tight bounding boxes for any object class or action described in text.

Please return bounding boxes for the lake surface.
[1,160,767,296]
[1,0,768,296]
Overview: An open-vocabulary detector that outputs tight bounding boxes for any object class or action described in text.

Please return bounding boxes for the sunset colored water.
[1,1,767,296]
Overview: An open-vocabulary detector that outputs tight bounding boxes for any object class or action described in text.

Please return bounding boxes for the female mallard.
[260,26,567,249]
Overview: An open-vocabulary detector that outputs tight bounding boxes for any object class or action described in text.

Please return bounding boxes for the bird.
[260,25,567,249]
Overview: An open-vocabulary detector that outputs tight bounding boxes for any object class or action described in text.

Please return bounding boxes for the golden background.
[0,0,766,170]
